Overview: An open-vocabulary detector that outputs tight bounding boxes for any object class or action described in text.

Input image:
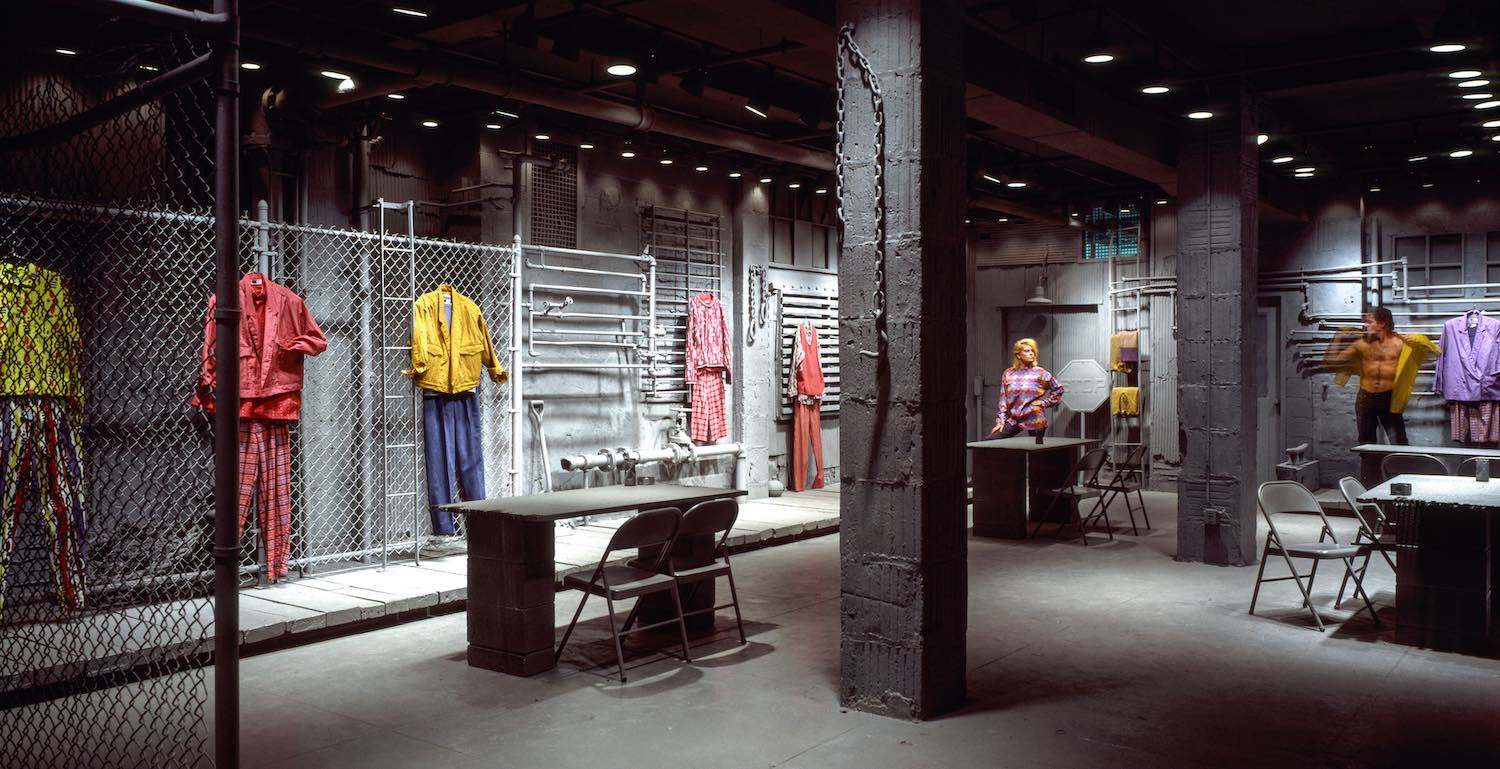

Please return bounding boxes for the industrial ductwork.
[246,25,834,172]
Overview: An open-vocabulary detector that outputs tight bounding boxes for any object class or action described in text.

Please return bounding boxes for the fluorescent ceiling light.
[1491,134,1500,142]
[695,165,708,172]
[1484,120,1500,128]
[788,182,801,189]
[320,70,352,80]
[534,133,550,141]
[1430,43,1466,53]
[1476,100,1500,110]
[55,48,77,56]
[1006,181,1028,188]
[1294,166,1315,173]
[1408,155,1428,162]
[387,93,405,100]
[728,171,742,178]
[759,176,773,183]
[1368,187,1382,192]
[1294,172,1314,177]
[493,109,520,119]
[420,120,439,128]
[1462,93,1494,100]
[606,63,637,77]
[1257,134,1269,145]
[1271,156,1294,164]
[620,150,636,158]
[1449,70,1482,79]
[814,188,827,194]
[658,158,673,165]
[981,174,1005,185]
[745,103,769,118]
[1459,80,1491,88]
[1423,182,1435,188]
[1140,85,1170,95]
[1450,149,1474,157]
[241,61,262,70]
[1186,111,1214,120]
[1155,199,1168,205]
[392,6,428,17]
[1083,54,1115,64]
[997,217,1010,222]
[485,123,502,130]
[579,141,595,149]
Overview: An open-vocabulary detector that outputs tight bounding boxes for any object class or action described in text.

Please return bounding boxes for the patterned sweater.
[997,365,1064,431]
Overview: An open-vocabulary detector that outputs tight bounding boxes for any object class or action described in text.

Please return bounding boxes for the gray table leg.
[465,516,557,676]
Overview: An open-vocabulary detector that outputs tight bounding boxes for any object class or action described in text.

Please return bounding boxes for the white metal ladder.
[376,198,423,567]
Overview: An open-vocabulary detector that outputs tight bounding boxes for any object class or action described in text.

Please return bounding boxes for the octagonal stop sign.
[1057,358,1110,413]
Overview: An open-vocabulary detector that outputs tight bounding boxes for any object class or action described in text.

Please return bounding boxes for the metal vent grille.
[528,148,577,249]
[640,206,725,404]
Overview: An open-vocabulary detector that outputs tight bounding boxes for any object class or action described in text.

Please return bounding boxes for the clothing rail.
[521,243,651,262]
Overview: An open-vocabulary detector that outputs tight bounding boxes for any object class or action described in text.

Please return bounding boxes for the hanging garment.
[1450,401,1500,444]
[237,420,293,580]
[1110,386,1141,416]
[996,366,1065,433]
[0,396,87,619]
[422,391,485,536]
[193,273,328,420]
[1434,312,1500,402]
[0,262,83,402]
[1390,333,1439,414]
[1108,332,1132,374]
[687,293,732,442]
[788,322,825,491]
[1119,330,1140,363]
[406,285,507,394]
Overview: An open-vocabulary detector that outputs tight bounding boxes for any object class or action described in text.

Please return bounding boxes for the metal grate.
[640,206,725,404]
[776,288,840,419]
[528,148,577,249]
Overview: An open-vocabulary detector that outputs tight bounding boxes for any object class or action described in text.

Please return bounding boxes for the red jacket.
[194,273,327,403]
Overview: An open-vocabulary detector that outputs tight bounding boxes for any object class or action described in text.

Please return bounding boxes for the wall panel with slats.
[777,289,839,419]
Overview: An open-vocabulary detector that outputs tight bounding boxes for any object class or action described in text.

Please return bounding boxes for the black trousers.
[1356,389,1408,445]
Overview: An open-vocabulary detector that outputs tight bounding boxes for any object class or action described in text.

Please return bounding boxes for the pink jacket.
[194,273,328,402]
[686,293,732,383]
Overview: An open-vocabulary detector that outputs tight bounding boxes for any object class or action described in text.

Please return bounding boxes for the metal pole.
[211,1,241,766]
[511,235,523,496]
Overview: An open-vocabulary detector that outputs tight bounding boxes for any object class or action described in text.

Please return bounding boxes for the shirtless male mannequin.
[1330,306,1409,444]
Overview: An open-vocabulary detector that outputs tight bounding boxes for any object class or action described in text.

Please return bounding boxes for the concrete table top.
[442,485,746,521]
[967,436,1095,452]
[1359,473,1500,511]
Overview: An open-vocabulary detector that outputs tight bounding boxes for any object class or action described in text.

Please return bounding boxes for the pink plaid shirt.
[686,293,732,382]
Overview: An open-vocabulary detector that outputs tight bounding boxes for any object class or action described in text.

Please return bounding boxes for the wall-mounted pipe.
[558,442,747,491]
[1258,258,1404,279]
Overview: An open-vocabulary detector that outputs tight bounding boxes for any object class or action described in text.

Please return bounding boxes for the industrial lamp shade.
[1026,273,1053,304]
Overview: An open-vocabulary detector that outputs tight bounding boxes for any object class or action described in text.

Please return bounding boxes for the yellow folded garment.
[1108,332,1135,374]
[1111,386,1141,416]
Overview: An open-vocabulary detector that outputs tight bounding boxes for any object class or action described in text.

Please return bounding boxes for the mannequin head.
[1012,338,1039,369]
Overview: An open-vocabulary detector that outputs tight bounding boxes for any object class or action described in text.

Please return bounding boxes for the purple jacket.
[1436,312,1500,402]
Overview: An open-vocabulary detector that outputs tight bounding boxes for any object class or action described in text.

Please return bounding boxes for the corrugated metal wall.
[973,222,1083,267]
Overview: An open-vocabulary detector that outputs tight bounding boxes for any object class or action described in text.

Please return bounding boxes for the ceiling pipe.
[247,24,835,171]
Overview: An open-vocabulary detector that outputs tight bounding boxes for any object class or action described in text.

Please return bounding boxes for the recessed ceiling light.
[997,217,1010,222]
[659,157,673,165]
[621,150,636,158]
[320,70,352,80]
[814,188,827,194]
[1006,181,1028,188]
[1462,92,1494,100]
[579,141,595,149]
[1449,70,1483,79]
[1294,171,1314,177]
[759,176,773,184]
[1423,182,1435,188]
[1294,166,1315,173]
[1083,53,1115,64]
[788,182,801,189]
[1271,156,1294,164]
[728,171,742,178]
[1140,85,1170,95]
[1430,43,1467,53]
[606,63,637,77]
[1070,211,1080,217]
[1408,155,1428,162]
[1491,134,1500,142]
[420,120,439,128]
[1450,149,1474,157]
[1368,186,1382,192]
[1257,134,1269,145]
[534,133,550,141]
[1476,100,1500,110]
[241,61,262,71]
[1186,111,1214,120]
[392,6,428,17]
[1459,79,1491,88]
[965,218,971,224]
[139,64,160,72]
[1483,120,1500,128]
[387,93,405,100]
[55,48,77,56]
[485,123,502,130]
[1155,199,1168,205]
[695,165,708,172]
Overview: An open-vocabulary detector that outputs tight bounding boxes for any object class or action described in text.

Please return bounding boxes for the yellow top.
[0,262,82,400]
[1330,330,1438,414]
[404,285,507,394]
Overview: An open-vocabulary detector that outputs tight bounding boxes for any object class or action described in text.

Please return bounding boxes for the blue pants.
[422,391,485,535]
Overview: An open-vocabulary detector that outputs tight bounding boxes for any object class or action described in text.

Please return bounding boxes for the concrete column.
[731,183,774,499]
[836,0,968,720]
[1175,87,1260,565]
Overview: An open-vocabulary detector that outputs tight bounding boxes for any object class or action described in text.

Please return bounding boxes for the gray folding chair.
[1249,481,1380,632]
[1032,447,1112,545]
[671,498,748,647]
[1379,452,1447,481]
[1334,476,1399,609]
[1455,456,1497,477]
[1088,443,1150,534]
[555,507,691,682]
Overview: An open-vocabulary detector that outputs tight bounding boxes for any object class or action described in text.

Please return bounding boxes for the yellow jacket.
[1330,330,1438,414]
[404,285,507,394]
[0,263,83,401]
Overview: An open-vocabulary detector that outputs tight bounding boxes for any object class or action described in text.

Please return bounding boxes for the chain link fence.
[0,18,514,768]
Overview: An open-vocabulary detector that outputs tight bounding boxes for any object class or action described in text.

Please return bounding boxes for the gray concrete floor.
[228,491,1500,769]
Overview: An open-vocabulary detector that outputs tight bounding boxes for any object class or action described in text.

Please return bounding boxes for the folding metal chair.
[555,507,691,682]
[668,498,748,647]
[1379,452,1447,481]
[1249,481,1380,632]
[1334,476,1399,609]
[1032,447,1112,545]
[1088,443,1150,535]
[1455,456,1496,477]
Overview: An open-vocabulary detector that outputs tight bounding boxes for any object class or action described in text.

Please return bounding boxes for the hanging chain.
[746,263,770,345]
[835,22,888,359]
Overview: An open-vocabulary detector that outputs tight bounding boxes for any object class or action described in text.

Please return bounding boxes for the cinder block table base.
[968,437,1093,539]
